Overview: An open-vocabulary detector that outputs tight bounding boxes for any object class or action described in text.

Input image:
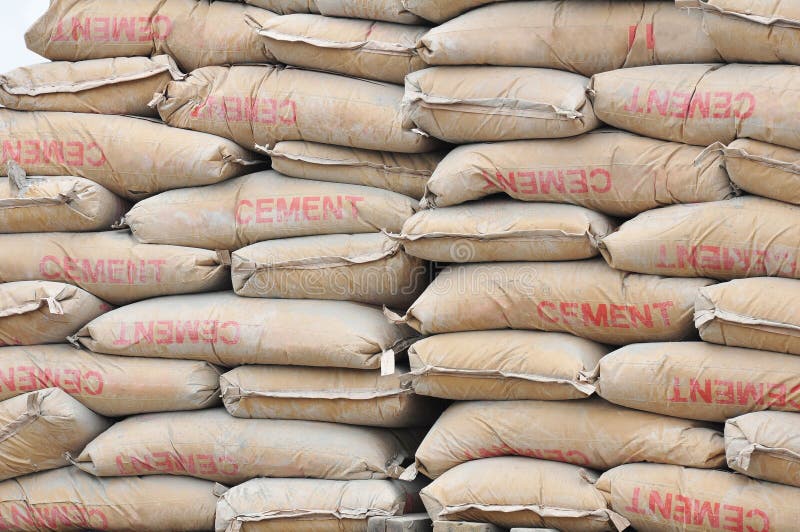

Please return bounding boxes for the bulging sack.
[126,171,418,250]
[403,66,599,143]
[421,130,734,215]
[401,0,502,23]
[75,292,415,369]
[725,411,800,488]
[408,330,609,401]
[242,0,425,24]
[232,233,427,308]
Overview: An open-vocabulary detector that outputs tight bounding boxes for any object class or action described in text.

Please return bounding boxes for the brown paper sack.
[242,0,426,24]
[726,411,800,488]
[402,0,503,23]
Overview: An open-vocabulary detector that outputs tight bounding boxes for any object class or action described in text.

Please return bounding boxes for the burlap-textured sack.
[413,400,724,479]
[421,457,628,532]
[593,342,800,422]
[600,196,800,279]
[126,171,418,250]
[0,389,109,481]
[0,56,183,117]
[596,463,800,532]
[156,65,440,154]
[0,231,230,305]
[726,411,800,488]
[231,233,427,307]
[422,130,734,215]
[0,109,260,200]
[267,141,444,199]
[404,67,599,143]
[0,466,218,531]
[0,281,109,346]
[75,409,418,483]
[396,199,614,262]
[25,0,274,71]
[76,292,415,369]
[402,0,502,23]
[589,64,800,149]
[390,259,712,345]
[0,345,221,417]
[408,330,608,401]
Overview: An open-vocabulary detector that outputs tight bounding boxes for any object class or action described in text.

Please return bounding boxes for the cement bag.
[422,130,734,215]
[126,171,418,250]
[0,345,221,417]
[0,109,260,201]
[0,466,218,531]
[390,259,712,344]
[0,388,109,481]
[75,292,415,369]
[402,0,503,23]
[75,408,418,483]
[267,141,444,199]
[421,457,628,531]
[0,281,110,346]
[589,64,800,150]
[231,233,427,307]
[0,56,183,117]
[596,463,800,532]
[593,342,800,422]
[396,199,614,262]
[413,399,724,479]
[408,330,608,401]
[599,196,800,279]
[156,65,440,153]
[0,231,230,305]
[726,411,800,488]
[242,0,425,24]
[404,67,599,143]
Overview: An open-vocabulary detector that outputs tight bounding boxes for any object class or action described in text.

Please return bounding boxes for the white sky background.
[0,1,52,73]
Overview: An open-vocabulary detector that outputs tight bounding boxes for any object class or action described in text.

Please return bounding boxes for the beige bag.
[422,130,734,216]
[726,411,800,488]
[589,63,800,150]
[402,0,503,23]
[0,56,183,117]
[0,109,260,200]
[156,65,440,154]
[593,342,800,422]
[75,292,415,369]
[408,330,608,401]
[0,389,109,481]
[395,199,614,262]
[0,231,230,305]
[596,463,800,532]
[421,457,628,532]
[75,408,418,483]
[244,0,425,23]
[267,141,444,199]
[231,233,427,307]
[126,171,418,250]
[390,259,712,345]
[404,66,599,144]
[0,466,218,531]
[600,196,800,279]
[0,345,221,417]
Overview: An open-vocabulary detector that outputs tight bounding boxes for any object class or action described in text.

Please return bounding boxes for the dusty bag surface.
[0,466,218,531]
[0,56,183,117]
[126,171,418,250]
[422,130,733,215]
[0,109,260,201]
[593,342,800,422]
[600,196,800,280]
[421,457,627,531]
[76,292,415,369]
[243,0,426,23]
[75,408,418,483]
[409,330,608,401]
[726,411,800,488]
[413,399,724,479]
[396,199,614,262]
[156,65,440,154]
[404,66,599,144]
[0,345,220,417]
[0,388,109,482]
[232,233,427,307]
[403,0,503,23]
[391,259,712,345]
[712,138,800,205]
